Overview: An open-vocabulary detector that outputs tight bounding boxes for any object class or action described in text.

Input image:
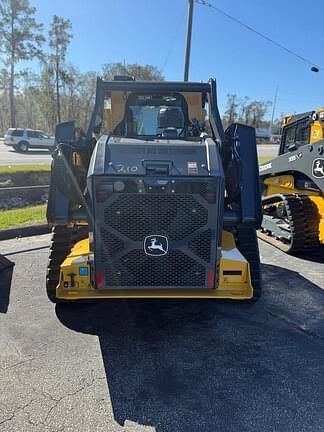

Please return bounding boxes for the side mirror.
[93,115,102,135]
[93,124,102,134]
[55,121,76,144]
[288,143,297,152]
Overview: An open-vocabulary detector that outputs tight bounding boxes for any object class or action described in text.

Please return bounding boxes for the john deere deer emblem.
[144,235,168,256]
[312,158,324,178]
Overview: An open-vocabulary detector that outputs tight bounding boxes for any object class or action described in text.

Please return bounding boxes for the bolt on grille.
[100,228,124,257]
[104,250,206,287]
[188,229,212,262]
[104,194,208,241]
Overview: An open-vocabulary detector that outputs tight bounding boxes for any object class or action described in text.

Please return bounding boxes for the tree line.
[0,0,276,135]
[0,0,163,134]
[222,94,279,131]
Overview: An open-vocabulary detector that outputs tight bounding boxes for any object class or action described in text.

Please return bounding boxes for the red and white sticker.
[187,161,198,175]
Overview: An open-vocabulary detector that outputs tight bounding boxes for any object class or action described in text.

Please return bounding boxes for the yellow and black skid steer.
[259,109,324,253]
[46,77,262,303]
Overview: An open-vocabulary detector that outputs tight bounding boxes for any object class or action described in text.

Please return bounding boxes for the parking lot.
[0,139,51,166]
[0,234,323,432]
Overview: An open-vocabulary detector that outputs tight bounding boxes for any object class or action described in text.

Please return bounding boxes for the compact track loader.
[46,77,262,302]
[259,109,324,252]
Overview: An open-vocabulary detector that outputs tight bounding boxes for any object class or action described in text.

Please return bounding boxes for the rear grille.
[100,228,124,256]
[94,177,222,290]
[104,194,208,241]
[104,250,206,287]
[189,229,213,262]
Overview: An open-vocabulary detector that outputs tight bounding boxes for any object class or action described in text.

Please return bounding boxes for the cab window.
[114,93,188,138]
[281,119,310,153]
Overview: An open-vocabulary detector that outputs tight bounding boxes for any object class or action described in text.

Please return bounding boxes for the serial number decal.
[288,153,302,163]
[259,162,272,172]
[115,164,138,173]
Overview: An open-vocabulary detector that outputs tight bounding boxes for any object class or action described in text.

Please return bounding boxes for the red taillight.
[204,192,216,203]
[208,270,215,288]
[96,190,108,202]
[96,271,103,288]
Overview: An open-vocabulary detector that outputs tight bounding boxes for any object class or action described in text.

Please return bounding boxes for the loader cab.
[114,92,189,138]
[279,109,324,155]
[102,88,207,141]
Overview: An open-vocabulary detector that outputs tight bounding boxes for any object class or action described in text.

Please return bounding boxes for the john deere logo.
[144,235,168,256]
[312,158,324,178]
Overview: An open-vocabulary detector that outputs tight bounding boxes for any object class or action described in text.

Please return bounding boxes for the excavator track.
[258,194,320,253]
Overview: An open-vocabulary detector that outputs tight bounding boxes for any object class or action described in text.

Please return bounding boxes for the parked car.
[3,128,55,152]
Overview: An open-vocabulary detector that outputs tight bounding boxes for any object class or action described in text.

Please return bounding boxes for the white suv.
[4,128,55,152]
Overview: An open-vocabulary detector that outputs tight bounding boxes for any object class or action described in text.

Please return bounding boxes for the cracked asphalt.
[0,234,324,432]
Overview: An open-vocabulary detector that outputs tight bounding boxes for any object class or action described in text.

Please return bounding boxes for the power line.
[160,4,186,73]
[195,0,323,71]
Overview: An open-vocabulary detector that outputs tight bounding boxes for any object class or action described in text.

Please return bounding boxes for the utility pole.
[270,85,279,136]
[184,0,194,81]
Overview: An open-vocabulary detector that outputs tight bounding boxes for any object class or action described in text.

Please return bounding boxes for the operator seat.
[158,107,185,138]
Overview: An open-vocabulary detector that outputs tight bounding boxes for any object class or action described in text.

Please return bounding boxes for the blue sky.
[30,0,324,119]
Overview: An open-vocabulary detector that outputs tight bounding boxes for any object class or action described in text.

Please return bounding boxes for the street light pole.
[184,0,194,81]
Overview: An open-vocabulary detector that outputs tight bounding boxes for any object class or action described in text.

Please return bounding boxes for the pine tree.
[0,0,44,127]
[48,15,72,123]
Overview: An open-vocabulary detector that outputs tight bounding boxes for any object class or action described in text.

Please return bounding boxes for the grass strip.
[0,158,272,173]
[258,156,273,164]
[0,204,47,229]
[0,165,51,174]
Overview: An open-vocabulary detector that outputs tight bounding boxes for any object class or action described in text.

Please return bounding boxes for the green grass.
[258,156,273,165]
[0,204,47,229]
[0,165,51,174]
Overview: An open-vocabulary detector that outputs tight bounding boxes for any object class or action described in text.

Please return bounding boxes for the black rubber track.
[260,194,320,254]
[46,226,88,303]
[236,226,262,301]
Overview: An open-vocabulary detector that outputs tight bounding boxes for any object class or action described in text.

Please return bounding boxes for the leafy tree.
[60,65,97,130]
[0,0,44,127]
[244,100,271,127]
[77,71,97,129]
[223,93,240,127]
[102,62,164,81]
[48,15,72,123]
[16,69,40,128]
[223,94,271,129]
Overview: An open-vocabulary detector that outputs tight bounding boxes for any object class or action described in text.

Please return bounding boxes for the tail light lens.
[208,270,215,288]
[96,184,113,202]
[96,271,103,288]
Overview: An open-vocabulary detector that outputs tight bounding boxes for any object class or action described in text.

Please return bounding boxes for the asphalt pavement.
[0,140,51,166]
[0,234,323,432]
